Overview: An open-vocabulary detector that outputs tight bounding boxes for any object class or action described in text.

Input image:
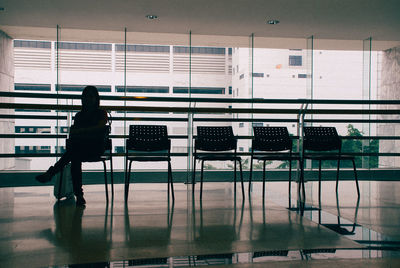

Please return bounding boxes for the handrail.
[2,91,400,105]
[1,152,399,159]
[3,114,400,123]
[1,103,400,115]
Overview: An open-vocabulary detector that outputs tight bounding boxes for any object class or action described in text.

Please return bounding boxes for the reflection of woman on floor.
[36,86,108,206]
[40,200,110,267]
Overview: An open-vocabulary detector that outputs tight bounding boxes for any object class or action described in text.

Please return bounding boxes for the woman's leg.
[71,159,83,198]
[35,151,72,183]
[70,143,86,205]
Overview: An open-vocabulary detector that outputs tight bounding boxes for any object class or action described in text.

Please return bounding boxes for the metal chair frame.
[192,126,245,199]
[125,125,174,201]
[303,126,360,204]
[249,126,302,205]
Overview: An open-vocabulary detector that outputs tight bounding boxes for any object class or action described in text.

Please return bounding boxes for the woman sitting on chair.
[36,86,108,206]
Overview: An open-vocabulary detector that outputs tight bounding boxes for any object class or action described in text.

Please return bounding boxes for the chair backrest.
[127,125,170,151]
[196,126,236,151]
[303,126,341,152]
[253,126,292,152]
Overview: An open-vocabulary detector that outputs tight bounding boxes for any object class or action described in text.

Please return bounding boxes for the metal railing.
[1,91,400,159]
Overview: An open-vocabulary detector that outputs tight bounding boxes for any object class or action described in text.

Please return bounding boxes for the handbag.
[53,163,74,200]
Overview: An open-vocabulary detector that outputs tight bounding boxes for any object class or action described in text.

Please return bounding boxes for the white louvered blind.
[173,54,226,74]
[14,48,51,69]
[56,50,112,71]
[115,52,169,72]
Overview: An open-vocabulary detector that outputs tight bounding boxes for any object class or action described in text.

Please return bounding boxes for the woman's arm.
[69,110,108,138]
[70,119,107,136]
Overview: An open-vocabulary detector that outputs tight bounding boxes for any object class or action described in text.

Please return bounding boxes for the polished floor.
[0,179,399,267]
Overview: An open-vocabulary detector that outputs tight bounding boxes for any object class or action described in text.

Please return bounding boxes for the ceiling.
[1,0,400,49]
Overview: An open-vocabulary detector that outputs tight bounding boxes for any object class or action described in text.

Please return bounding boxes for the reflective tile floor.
[0,180,399,267]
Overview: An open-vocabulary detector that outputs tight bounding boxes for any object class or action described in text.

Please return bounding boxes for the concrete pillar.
[0,30,15,170]
[378,46,400,168]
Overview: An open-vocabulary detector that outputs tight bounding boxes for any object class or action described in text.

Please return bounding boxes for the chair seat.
[253,153,301,161]
[127,156,170,162]
[304,153,355,160]
[82,155,110,162]
[195,153,241,161]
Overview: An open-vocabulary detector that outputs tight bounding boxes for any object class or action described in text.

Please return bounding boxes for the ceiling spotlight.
[267,19,280,25]
[146,15,158,20]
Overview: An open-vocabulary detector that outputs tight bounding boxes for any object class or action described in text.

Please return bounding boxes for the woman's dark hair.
[81,85,100,110]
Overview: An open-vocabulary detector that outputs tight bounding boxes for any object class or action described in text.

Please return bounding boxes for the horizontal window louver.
[115,52,169,73]
[173,55,225,74]
[56,50,112,71]
[14,48,51,69]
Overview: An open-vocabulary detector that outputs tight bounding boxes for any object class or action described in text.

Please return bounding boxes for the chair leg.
[234,159,237,195]
[300,159,306,203]
[336,158,341,193]
[102,161,109,202]
[124,156,129,198]
[352,159,360,197]
[288,160,292,208]
[200,160,205,200]
[168,161,175,200]
[262,160,266,199]
[110,156,114,198]
[298,159,302,202]
[192,158,197,195]
[318,160,322,205]
[249,156,253,194]
[239,160,245,200]
[125,160,133,201]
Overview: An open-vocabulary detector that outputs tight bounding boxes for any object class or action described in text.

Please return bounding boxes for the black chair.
[249,127,302,203]
[303,126,360,204]
[65,125,114,202]
[192,126,244,199]
[125,125,174,201]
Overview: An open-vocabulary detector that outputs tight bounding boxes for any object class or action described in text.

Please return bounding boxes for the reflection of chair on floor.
[124,202,174,250]
[248,197,293,259]
[192,198,244,248]
[125,125,174,201]
[320,195,360,236]
[303,126,360,204]
[192,126,244,200]
[249,126,302,205]
[40,199,113,266]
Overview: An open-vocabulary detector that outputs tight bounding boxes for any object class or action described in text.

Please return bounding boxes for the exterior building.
[12,39,383,171]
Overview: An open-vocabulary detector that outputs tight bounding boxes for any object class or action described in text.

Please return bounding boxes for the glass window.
[115,86,169,93]
[289,55,302,66]
[173,46,225,55]
[57,42,111,51]
[15,83,51,91]
[14,40,51,49]
[173,87,225,94]
[58,84,111,92]
[252,73,264,77]
[115,44,169,53]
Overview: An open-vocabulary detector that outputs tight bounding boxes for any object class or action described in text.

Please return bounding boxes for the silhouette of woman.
[36,86,108,206]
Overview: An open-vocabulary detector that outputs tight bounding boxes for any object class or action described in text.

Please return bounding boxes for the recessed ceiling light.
[146,15,158,20]
[267,19,280,25]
